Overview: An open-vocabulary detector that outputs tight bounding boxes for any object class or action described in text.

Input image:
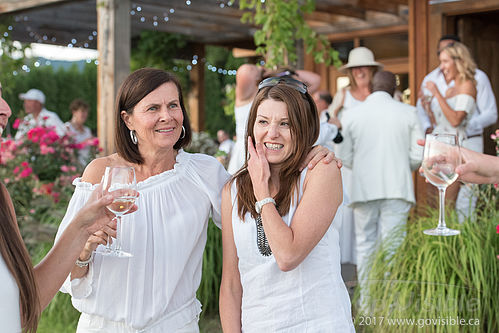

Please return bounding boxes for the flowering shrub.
[1,122,100,248]
[490,129,499,156]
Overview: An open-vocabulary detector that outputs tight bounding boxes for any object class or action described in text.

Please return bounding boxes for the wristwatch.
[255,197,276,214]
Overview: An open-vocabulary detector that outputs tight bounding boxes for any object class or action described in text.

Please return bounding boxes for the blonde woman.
[423,41,477,203]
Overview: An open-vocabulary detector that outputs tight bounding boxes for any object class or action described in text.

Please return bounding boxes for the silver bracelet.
[75,253,93,268]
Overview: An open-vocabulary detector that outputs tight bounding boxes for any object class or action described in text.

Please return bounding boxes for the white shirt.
[315,110,338,149]
[228,102,252,174]
[65,122,93,166]
[338,91,424,205]
[15,108,66,140]
[218,138,234,155]
[231,170,354,332]
[416,68,497,136]
[0,254,21,333]
[55,151,230,331]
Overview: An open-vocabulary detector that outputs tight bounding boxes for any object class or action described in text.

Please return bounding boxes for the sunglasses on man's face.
[258,76,308,94]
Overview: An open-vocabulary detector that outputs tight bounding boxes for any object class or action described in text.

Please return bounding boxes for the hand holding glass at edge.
[101,166,139,257]
[421,134,461,236]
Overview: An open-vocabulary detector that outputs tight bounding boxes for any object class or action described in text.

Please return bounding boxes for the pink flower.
[496,224,499,234]
[492,134,497,140]
[3,178,10,184]
[39,143,55,155]
[13,166,20,174]
[61,165,69,172]
[19,167,33,178]
[29,209,35,214]
[13,118,21,129]
[70,166,77,172]
[21,161,29,168]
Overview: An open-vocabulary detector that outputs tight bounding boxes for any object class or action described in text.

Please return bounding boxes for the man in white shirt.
[338,71,423,287]
[217,129,234,156]
[312,90,343,149]
[15,88,66,140]
[417,35,498,222]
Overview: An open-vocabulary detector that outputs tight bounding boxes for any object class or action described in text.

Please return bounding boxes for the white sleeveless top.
[227,102,252,174]
[231,169,354,332]
[0,253,22,333]
[432,94,475,145]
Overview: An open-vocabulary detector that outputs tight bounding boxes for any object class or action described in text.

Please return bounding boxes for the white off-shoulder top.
[433,93,476,141]
[55,150,230,331]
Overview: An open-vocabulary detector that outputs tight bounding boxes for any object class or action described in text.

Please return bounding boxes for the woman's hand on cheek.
[247,136,271,200]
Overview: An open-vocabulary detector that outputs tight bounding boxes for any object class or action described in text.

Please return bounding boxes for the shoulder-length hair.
[233,83,319,219]
[347,66,378,91]
[0,183,40,332]
[441,42,477,86]
[115,68,192,164]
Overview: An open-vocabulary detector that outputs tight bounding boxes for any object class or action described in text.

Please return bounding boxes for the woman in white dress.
[422,41,477,202]
[329,47,383,265]
[0,87,133,333]
[219,77,355,332]
[56,68,334,333]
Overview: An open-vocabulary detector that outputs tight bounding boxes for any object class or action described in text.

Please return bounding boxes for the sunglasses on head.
[258,76,308,94]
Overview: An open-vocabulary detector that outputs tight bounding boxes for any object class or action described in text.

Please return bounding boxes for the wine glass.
[421,134,461,236]
[101,166,138,257]
[422,87,433,104]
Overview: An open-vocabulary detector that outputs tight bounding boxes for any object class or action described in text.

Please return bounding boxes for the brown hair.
[346,66,378,91]
[69,98,89,112]
[233,83,319,219]
[115,68,192,164]
[0,183,40,332]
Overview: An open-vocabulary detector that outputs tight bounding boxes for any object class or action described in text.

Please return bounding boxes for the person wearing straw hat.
[328,46,383,266]
[15,88,66,140]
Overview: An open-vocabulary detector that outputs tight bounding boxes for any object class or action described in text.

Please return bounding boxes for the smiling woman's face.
[121,82,184,152]
[253,98,293,165]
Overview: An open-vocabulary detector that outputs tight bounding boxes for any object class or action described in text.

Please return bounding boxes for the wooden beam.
[408,0,429,211]
[97,0,130,155]
[188,44,205,132]
[313,3,366,20]
[379,56,409,74]
[0,0,70,13]
[327,24,408,42]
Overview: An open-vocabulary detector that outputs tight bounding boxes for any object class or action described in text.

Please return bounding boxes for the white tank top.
[0,253,22,332]
[231,169,354,332]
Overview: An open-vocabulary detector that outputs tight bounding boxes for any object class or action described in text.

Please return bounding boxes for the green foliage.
[355,187,499,332]
[240,0,341,68]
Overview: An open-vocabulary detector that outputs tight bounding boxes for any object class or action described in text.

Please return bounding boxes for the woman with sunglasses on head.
[219,77,355,332]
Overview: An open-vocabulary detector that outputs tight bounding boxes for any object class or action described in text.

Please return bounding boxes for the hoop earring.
[180,125,185,140]
[130,130,138,145]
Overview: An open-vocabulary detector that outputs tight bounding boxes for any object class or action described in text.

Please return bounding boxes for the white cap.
[19,89,46,104]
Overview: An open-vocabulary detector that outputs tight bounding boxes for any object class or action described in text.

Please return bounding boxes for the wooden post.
[409,0,430,213]
[188,44,205,132]
[97,0,130,155]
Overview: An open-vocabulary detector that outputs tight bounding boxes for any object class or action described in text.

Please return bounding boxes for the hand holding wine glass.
[421,134,461,236]
[101,166,139,257]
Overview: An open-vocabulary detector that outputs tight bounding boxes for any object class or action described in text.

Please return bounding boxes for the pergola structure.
[2,0,499,206]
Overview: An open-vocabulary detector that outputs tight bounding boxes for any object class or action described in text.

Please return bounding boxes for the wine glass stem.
[437,187,447,230]
[115,215,122,251]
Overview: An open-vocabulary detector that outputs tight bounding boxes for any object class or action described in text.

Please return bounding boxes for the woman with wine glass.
[55,68,335,333]
[219,77,354,331]
[422,42,477,203]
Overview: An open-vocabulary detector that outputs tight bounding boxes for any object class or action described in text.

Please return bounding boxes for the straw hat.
[339,47,383,73]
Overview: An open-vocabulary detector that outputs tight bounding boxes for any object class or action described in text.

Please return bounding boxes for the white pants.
[76,313,199,333]
[353,199,411,280]
[456,136,483,223]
